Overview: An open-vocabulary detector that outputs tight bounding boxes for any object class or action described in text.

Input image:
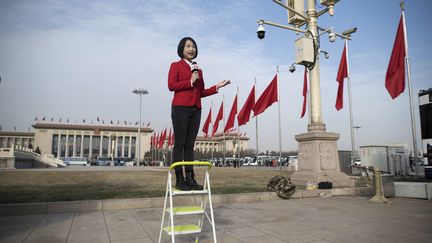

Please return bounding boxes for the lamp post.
[257,0,355,187]
[132,88,149,166]
[353,125,361,160]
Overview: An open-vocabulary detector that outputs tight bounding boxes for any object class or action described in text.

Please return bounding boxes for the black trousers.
[171,106,201,173]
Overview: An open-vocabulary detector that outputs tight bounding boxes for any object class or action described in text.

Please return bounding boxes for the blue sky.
[0,0,431,153]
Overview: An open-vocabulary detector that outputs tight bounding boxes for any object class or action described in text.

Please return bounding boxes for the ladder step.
[167,206,204,215]
[172,189,208,196]
[163,224,201,235]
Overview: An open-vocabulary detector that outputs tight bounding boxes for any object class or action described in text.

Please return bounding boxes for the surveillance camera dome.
[329,32,336,42]
[324,52,329,59]
[289,65,296,73]
[257,24,265,39]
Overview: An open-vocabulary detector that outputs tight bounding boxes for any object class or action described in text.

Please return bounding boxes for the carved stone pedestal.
[290,123,355,188]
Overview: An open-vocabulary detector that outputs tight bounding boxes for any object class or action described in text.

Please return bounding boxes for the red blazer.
[168,59,218,109]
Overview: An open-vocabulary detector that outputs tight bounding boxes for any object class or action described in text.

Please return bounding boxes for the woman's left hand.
[216,80,231,90]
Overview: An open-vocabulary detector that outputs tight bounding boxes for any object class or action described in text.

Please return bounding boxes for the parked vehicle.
[62,157,89,166]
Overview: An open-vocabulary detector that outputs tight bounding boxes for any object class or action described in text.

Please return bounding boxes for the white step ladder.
[158,161,217,243]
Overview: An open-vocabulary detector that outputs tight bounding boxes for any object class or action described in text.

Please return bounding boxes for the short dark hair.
[177,37,198,59]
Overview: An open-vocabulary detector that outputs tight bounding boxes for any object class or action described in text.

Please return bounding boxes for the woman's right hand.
[191,71,199,86]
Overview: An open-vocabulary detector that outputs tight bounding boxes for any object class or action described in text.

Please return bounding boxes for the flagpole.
[236,86,240,163]
[254,78,259,163]
[401,1,419,175]
[210,100,214,161]
[222,94,226,166]
[170,128,173,166]
[277,66,282,170]
[345,40,356,163]
[307,70,312,124]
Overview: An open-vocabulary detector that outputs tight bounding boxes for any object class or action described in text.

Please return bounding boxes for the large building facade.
[194,133,249,155]
[31,123,153,161]
[1,123,249,162]
[0,131,34,149]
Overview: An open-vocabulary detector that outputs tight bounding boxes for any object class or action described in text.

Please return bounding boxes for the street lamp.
[257,0,356,187]
[353,125,361,160]
[132,88,149,166]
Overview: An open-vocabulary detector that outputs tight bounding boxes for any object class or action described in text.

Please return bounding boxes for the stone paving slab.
[0,188,373,216]
[0,196,431,243]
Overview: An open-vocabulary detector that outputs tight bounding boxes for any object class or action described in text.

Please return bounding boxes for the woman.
[168,37,230,191]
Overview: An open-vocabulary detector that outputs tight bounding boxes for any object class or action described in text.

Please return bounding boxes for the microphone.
[191,61,200,73]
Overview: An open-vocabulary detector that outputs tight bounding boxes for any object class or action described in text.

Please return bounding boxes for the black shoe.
[175,174,190,191]
[186,171,204,190]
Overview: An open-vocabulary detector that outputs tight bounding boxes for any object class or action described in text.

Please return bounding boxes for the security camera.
[321,50,330,59]
[328,31,336,42]
[289,64,296,73]
[257,22,265,39]
[342,27,357,37]
[320,0,338,16]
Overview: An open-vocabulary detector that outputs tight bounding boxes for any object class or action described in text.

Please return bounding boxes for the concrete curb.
[0,187,373,216]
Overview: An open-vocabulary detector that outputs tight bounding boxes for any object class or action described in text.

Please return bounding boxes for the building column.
[72,134,76,157]
[128,136,132,158]
[65,134,69,157]
[115,137,118,158]
[108,135,112,157]
[57,134,61,158]
[99,136,103,158]
[80,135,84,157]
[121,135,125,157]
[89,135,93,158]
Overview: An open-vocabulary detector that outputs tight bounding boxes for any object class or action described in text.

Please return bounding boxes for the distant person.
[34,146,41,154]
[168,37,230,191]
[428,143,432,165]
[409,153,414,173]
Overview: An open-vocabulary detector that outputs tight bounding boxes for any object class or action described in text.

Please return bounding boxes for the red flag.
[202,108,212,137]
[159,128,167,149]
[301,68,308,118]
[336,43,348,111]
[152,133,157,148]
[253,75,278,116]
[385,15,406,99]
[156,132,161,149]
[170,133,175,147]
[238,85,255,126]
[212,101,223,136]
[224,95,237,133]
[167,128,172,148]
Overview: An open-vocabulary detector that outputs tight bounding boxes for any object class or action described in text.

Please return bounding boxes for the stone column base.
[290,170,355,188]
[290,127,355,188]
